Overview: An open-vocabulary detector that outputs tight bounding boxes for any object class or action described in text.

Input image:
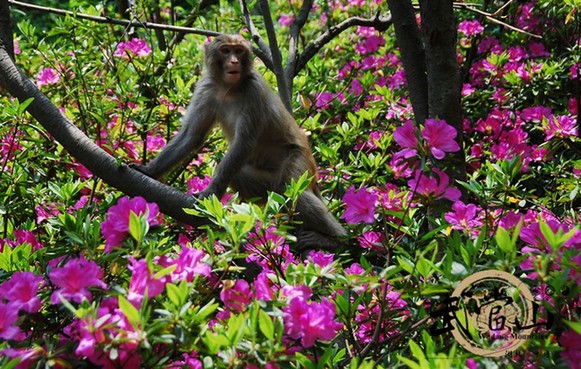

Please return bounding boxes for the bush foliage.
[1,0,580,368]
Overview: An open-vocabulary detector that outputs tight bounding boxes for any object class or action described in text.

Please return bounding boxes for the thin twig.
[287,0,313,75]
[490,0,514,17]
[8,0,218,36]
[296,12,392,73]
[239,0,274,70]
[453,2,542,39]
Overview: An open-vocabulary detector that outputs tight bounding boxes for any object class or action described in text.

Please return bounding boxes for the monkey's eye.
[220,47,231,55]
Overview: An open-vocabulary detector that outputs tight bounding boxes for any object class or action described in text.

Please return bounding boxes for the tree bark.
[387,0,428,125]
[419,0,466,184]
[0,3,204,226]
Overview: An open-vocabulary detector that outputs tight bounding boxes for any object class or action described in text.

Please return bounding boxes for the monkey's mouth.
[226,71,240,75]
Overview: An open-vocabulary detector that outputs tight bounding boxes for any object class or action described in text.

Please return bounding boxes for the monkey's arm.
[200,117,260,198]
[133,97,215,179]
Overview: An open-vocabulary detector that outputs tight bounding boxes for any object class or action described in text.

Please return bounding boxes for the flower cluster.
[36,67,60,88]
[113,38,152,59]
[100,196,162,251]
[282,286,342,348]
[394,119,461,161]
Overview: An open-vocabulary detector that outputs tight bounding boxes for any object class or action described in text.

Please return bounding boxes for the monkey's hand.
[194,188,215,200]
[129,163,154,178]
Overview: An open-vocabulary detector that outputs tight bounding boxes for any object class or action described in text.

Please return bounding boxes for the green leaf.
[258,310,274,340]
[153,264,177,280]
[166,283,182,306]
[128,210,148,244]
[203,331,229,354]
[226,314,246,344]
[2,358,22,369]
[17,97,35,115]
[495,226,513,253]
[118,295,140,329]
[564,320,581,335]
[196,301,219,321]
[295,352,316,369]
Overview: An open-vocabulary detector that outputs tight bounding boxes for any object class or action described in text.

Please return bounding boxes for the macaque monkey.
[131,34,346,249]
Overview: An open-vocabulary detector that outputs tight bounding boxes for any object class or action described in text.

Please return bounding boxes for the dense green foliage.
[0,0,580,368]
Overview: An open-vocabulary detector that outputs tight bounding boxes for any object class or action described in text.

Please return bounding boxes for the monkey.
[131,34,346,250]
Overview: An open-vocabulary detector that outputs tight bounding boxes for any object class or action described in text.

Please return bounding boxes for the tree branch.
[8,0,219,37]
[296,12,392,74]
[285,0,313,107]
[258,0,292,112]
[239,0,273,68]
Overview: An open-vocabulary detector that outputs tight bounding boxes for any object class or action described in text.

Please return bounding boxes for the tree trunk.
[387,0,428,125]
[419,0,466,184]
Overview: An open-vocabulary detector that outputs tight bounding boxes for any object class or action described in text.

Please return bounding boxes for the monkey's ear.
[203,38,212,54]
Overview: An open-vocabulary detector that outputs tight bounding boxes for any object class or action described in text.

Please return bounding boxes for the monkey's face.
[206,35,252,87]
[219,45,247,85]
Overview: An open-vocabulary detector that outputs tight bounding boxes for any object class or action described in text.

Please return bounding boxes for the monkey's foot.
[129,163,154,177]
[296,230,343,252]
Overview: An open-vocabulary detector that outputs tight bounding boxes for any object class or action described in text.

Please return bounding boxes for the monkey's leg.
[295,191,347,251]
[230,165,279,199]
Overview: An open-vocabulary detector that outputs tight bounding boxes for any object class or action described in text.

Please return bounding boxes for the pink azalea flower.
[36,67,60,88]
[70,161,93,180]
[349,78,363,96]
[13,40,20,55]
[278,14,294,27]
[355,284,407,344]
[35,202,60,224]
[458,19,484,37]
[314,91,334,110]
[127,258,167,306]
[254,272,275,301]
[393,120,419,158]
[166,353,203,369]
[354,34,385,55]
[170,246,211,283]
[220,280,252,313]
[521,105,552,122]
[49,256,107,304]
[0,271,43,313]
[344,263,365,275]
[1,347,40,369]
[7,230,43,250]
[528,41,549,57]
[387,68,407,89]
[245,226,298,272]
[520,220,581,252]
[114,38,152,58]
[444,201,484,235]
[408,169,461,202]
[543,115,577,140]
[421,119,461,160]
[306,250,334,267]
[281,284,312,300]
[283,295,342,347]
[357,230,385,251]
[187,175,212,195]
[0,303,20,340]
[101,196,161,252]
[340,186,378,224]
[461,83,475,96]
[466,358,478,369]
[559,330,581,369]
